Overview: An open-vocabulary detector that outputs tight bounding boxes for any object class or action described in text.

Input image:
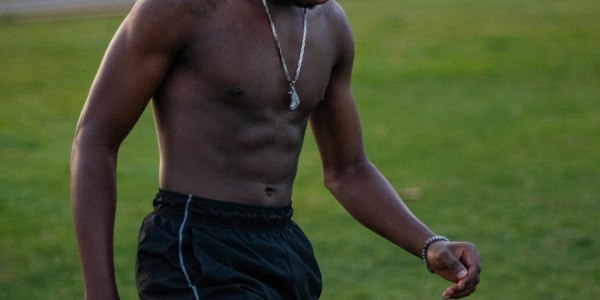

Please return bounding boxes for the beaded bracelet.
[421,235,450,273]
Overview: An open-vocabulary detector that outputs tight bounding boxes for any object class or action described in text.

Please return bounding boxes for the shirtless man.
[71,0,481,299]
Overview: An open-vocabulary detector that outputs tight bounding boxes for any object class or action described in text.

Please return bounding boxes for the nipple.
[228,86,245,97]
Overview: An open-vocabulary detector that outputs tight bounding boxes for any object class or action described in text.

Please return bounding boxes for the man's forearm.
[70,143,120,299]
[324,159,435,257]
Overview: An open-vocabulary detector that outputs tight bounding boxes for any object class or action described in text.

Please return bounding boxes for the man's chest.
[175,10,339,111]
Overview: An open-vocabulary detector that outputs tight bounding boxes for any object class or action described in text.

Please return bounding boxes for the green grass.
[1,0,599,298]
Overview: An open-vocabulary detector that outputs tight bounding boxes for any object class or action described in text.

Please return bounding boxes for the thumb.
[438,248,468,280]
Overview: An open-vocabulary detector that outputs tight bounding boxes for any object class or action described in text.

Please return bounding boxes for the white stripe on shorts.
[178,194,200,300]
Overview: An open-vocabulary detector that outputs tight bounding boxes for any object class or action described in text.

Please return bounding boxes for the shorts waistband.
[153,190,293,228]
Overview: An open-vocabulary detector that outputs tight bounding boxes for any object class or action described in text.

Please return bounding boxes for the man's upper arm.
[310,4,366,175]
[75,0,194,148]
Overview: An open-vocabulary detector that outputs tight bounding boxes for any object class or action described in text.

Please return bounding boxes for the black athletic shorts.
[136,190,322,300]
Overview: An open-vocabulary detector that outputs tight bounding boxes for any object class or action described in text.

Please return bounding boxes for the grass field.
[1,0,599,299]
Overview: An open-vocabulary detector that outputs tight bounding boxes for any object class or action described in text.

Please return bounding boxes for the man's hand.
[427,241,481,299]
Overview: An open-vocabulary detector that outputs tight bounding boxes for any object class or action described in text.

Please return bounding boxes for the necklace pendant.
[289,85,300,111]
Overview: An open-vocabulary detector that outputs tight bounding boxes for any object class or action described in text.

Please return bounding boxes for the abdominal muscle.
[153,93,311,207]
[147,2,331,206]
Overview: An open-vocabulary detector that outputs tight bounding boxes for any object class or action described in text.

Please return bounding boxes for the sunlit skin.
[70,0,480,299]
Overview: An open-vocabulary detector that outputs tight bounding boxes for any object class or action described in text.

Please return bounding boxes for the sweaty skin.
[71,0,480,299]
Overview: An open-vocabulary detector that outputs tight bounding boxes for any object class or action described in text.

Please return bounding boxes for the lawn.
[0,0,598,299]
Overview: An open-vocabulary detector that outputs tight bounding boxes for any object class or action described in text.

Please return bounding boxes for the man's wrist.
[421,235,450,273]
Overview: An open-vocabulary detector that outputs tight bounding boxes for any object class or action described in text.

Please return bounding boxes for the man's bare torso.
[149,0,343,206]
[72,3,482,296]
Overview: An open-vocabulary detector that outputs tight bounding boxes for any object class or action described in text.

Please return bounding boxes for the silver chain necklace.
[262,0,308,111]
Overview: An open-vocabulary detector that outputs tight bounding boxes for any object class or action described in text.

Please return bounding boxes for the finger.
[442,286,455,300]
[442,243,481,299]
[452,263,480,294]
[438,247,468,280]
[450,270,480,298]
[446,285,477,299]
[459,248,482,288]
[465,263,482,284]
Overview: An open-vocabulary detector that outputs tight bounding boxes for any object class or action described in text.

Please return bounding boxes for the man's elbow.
[322,157,370,194]
[70,124,121,172]
[323,170,340,194]
[72,123,122,156]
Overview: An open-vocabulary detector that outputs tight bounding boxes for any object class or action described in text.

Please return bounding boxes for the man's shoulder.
[129,0,219,24]
[319,1,354,55]
[121,0,221,49]
[317,1,352,43]
[321,0,350,23]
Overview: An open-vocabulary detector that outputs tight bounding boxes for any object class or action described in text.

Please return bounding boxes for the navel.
[265,187,275,197]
